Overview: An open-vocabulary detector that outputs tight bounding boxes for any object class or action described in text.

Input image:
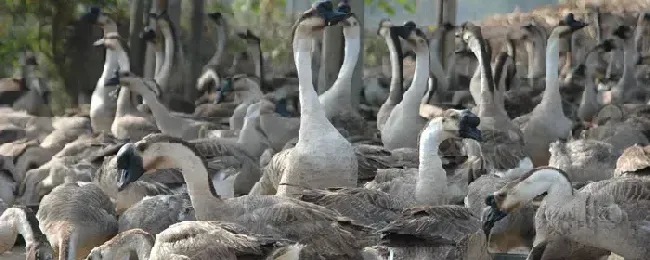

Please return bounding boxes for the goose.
[8,53,52,117]
[610,16,650,105]
[0,53,38,106]
[548,139,618,183]
[85,229,153,260]
[104,70,221,140]
[614,143,650,178]
[143,221,301,260]
[456,23,531,179]
[317,3,369,138]
[375,20,404,131]
[368,205,491,260]
[380,21,431,150]
[0,206,35,255]
[513,13,586,167]
[266,2,357,197]
[364,104,482,207]
[117,193,195,235]
[94,34,160,141]
[37,182,118,260]
[522,22,547,94]
[113,134,367,259]
[82,7,122,133]
[485,167,650,260]
[196,12,230,95]
[576,40,615,126]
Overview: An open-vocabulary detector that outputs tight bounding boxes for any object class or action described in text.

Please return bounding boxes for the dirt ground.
[0,247,26,260]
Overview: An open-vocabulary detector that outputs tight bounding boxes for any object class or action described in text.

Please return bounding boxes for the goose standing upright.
[318,0,368,138]
[515,14,585,167]
[381,21,431,150]
[375,19,405,131]
[82,7,122,133]
[274,1,358,197]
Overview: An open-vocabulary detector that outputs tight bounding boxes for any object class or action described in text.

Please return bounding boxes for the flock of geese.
[1,0,650,259]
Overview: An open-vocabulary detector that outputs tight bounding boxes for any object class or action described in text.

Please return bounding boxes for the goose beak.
[104,76,120,87]
[323,10,352,26]
[459,111,482,141]
[117,169,130,192]
[213,91,223,104]
[481,205,508,236]
[391,25,412,40]
[81,7,101,24]
[25,56,38,66]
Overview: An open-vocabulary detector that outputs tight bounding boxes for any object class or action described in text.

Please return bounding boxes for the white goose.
[380,21,431,150]
[82,7,122,133]
[375,19,405,131]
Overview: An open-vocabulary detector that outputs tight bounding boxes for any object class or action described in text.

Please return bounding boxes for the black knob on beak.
[485,194,496,207]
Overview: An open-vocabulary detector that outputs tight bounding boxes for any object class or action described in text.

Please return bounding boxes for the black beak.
[104,76,120,87]
[117,169,130,192]
[572,64,586,76]
[323,10,352,26]
[81,7,101,23]
[459,111,482,141]
[613,26,629,39]
[481,195,509,236]
[600,39,615,52]
[140,27,157,41]
[207,12,222,23]
[391,25,412,40]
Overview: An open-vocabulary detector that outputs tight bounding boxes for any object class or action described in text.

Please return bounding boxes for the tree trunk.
[143,0,157,79]
[187,0,204,101]
[129,0,146,76]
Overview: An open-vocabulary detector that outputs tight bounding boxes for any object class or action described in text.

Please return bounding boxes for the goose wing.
[583,178,650,222]
[118,194,194,234]
[615,144,650,178]
[298,187,401,228]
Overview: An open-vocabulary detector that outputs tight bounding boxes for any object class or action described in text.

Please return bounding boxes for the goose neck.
[529,33,547,79]
[582,53,600,104]
[468,37,497,113]
[208,20,228,66]
[522,169,574,206]
[541,35,562,109]
[403,47,430,103]
[336,25,361,80]
[147,143,222,220]
[416,121,447,205]
[385,29,404,104]
[294,37,326,119]
[156,25,174,89]
[246,42,262,79]
[115,87,134,116]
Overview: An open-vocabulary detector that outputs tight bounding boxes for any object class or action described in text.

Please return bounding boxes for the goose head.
[394,21,428,51]
[104,70,162,98]
[556,13,588,36]
[81,7,117,28]
[612,25,634,40]
[236,29,261,44]
[139,26,157,43]
[486,167,571,213]
[291,0,352,41]
[207,12,224,25]
[377,18,393,36]
[419,104,482,142]
[115,143,144,192]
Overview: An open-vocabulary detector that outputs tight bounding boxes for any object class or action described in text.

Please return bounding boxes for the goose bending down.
[86,229,154,260]
[104,71,221,140]
[381,22,430,150]
[114,133,368,259]
[143,221,301,260]
[364,104,482,207]
[317,6,368,138]
[375,19,405,131]
[514,14,586,167]
[82,7,122,133]
[37,182,118,260]
[268,3,358,197]
[485,167,650,260]
[576,40,615,125]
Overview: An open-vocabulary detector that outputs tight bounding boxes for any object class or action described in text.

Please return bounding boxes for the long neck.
[116,87,135,117]
[153,41,164,76]
[294,37,327,120]
[135,85,179,135]
[541,33,563,110]
[416,123,447,205]
[429,42,449,92]
[384,29,404,104]
[402,46,430,104]
[529,30,547,79]
[163,144,222,220]
[208,20,228,66]
[525,170,574,206]
[156,24,174,90]
[612,38,637,104]
[237,116,268,158]
[100,49,120,82]
[468,37,497,116]
[581,52,599,107]
[246,42,262,79]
